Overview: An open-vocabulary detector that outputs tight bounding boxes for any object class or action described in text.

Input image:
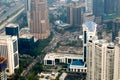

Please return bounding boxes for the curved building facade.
[82,21,97,62]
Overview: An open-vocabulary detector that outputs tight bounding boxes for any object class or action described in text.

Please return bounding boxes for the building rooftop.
[38,72,58,80]
[107,42,114,49]
[20,34,33,39]
[71,60,84,66]
[68,60,85,68]
[0,35,17,41]
[83,21,97,31]
[6,23,19,28]
[19,28,30,35]
[44,53,83,60]
[57,46,83,55]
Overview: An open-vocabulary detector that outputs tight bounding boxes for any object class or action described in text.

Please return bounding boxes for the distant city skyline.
[1,0,120,79]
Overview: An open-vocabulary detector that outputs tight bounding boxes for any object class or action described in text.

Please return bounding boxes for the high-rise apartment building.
[82,21,97,62]
[87,39,115,80]
[30,0,50,39]
[0,36,19,75]
[114,37,120,80]
[67,2,84,26]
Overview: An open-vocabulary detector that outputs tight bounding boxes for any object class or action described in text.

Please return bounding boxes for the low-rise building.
[38,72,58,80]
[44,53,83,65]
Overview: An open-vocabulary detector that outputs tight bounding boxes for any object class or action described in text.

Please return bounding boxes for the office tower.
[116,0,120,17]
[0,57,7,80]
[93,0,104,24]
[5,23,19,38]
[19,34,34,54]
[93,0,104,17]
[85,0,93,13]
[30,0,50,39]
[0,36,19,75]
[112,18,120,41]
[82,21,97,62]
[67,2,84,26]
[104,0,115,14]
[25,0,31,29]
[87,39,115,80]
[18,28,34,54]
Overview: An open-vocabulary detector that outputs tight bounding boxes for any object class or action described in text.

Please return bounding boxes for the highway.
[0,2,24,23]
[0,8,24,33]
[20,55,44,76]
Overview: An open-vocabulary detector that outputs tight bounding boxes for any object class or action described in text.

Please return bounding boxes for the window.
[13,41,17,53]
[84,31,87,44]
[47,60,52,64]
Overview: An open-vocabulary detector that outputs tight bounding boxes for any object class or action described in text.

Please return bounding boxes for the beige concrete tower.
[87,39,115,80]
[114,37,120,80]
[30,0,50,39]
[67,2,83,26]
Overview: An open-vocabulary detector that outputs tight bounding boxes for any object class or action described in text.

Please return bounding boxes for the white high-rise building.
[82,21,97,62]
[0,36,19,75]
[84,21,120,80]
[87,39,115,80]
[114,37,120,80]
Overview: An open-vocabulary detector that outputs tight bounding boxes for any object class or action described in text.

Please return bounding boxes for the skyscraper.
[82,21,97,62]
[0,36,19,75]
[30,0,50,39]
[67,2,84,26]
[104,0,115,14]
[93,0,104,17]
[93,0,104,24]
[86,0,93,13]
[116,0,120,17]
[25,0,31,29]
[87,39,115,80]
[114,37,120,80]
[112,18,120,41]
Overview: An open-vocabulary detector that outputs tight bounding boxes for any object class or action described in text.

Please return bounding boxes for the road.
[0,8,24,32]
[21,55,44,76]
[43,26,61,53]
[0,1,24,23]
[20,24,62,77]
